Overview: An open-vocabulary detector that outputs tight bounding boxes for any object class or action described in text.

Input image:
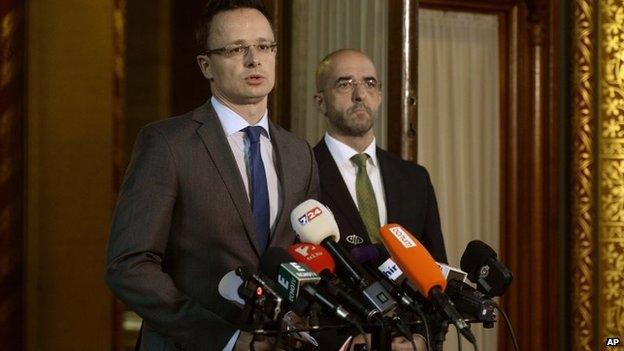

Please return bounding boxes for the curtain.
[418,8,500,351]
[290,0,388,147]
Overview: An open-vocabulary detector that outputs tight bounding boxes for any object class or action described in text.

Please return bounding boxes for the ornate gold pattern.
[0,11,15,89]
[571,0,596,350]
[599,0,624,341]
[0,108,14,138]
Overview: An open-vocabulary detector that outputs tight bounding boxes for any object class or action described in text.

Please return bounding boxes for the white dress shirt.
[211,96,281,231]
[324,133,387,226]
[211,97,281,351]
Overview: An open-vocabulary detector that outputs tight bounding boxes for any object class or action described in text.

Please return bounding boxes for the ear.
[314,93,326,114]
[196,55,213,81]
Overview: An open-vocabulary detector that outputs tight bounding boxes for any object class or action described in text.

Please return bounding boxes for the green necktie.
[351,153,381,243]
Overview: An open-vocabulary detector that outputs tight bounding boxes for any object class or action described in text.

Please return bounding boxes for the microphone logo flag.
[297,207,322,226]
[346,234,364,245]
[378,258,403,281]
[294,245,311,257]
[389,226,417,248]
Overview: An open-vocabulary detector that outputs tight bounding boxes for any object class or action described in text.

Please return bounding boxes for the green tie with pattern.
[351,153,381,243]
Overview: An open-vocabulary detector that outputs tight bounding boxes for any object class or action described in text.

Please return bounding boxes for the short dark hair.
[195,0,272,53]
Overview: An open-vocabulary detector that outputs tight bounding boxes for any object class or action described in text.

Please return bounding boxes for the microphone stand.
[430,318,449,351]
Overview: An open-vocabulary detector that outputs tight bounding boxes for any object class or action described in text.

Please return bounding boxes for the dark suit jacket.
[106,101,319,351]
[314,139,447,263]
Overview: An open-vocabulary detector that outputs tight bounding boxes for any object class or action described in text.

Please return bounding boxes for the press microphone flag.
[379,224,447,295]
[290,199,397,315]
[290,199,340,244]
[379,224,476,344]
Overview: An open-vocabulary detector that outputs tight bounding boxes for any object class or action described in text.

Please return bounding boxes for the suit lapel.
[314,140,368,235]
[267,122,293,247]
[192,102,261,257]
[377,148,402,224]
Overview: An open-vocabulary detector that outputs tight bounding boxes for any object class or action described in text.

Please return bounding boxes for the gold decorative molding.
[599,0,624,341]
[571,0,596,350]
[0,108,14,138]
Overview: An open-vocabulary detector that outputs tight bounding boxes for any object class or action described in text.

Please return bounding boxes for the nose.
[352,83,365,102]
[244,47,261,68]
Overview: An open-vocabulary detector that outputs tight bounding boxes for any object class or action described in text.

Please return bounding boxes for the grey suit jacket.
[106,101,319,350]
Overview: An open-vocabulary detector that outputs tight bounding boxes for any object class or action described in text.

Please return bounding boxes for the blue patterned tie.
[245,126,270,252]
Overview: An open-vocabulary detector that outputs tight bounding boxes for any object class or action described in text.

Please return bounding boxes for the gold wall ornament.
[1,60,13,88]
[0,108,14,138]
[1,11,14,41]
[600,0,624,342]
[571,0,596,350]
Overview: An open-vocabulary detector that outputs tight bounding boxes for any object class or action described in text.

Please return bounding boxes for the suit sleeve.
[421,168,448,263]
[105,125,228,343]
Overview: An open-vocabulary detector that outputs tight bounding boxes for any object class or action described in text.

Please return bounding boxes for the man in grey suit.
[105,1,318,350]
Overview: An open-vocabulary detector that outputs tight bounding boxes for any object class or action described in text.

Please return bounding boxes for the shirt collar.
[211,96,270,138]
[324,132,378,168]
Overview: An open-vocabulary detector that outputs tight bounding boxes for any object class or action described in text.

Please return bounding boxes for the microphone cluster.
[219,199,514,351]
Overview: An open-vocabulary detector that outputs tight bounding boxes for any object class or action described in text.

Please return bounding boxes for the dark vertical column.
[265,0,292,129]
[0,1,24,349]
[171,0,211,116]
[387,0,418,161]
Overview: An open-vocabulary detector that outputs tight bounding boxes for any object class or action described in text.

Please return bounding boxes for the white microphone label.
[389,226,417,248]
[378,258,403,281]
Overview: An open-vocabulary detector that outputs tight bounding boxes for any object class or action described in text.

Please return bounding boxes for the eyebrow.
[226,38,275,46]
[335,76,378,81]
[335,76,355,82]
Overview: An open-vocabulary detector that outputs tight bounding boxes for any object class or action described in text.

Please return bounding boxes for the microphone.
[445,279,497,326]
[289,243,381,321]
[460,240,513,297]
[290,200,397,315]
[261,247,359,325]
[217,265,284,325]
[437,262,468,283]
[218,269,246,307]
[379,224,476,344]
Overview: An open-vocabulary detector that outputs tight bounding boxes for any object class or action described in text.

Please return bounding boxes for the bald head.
[315,49,378,92]
[313,49,382,149]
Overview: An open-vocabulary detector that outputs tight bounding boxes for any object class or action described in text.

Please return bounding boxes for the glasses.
[206,42,278,58]
[322,78,381,94]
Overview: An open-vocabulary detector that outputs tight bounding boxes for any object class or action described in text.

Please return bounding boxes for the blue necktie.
[245,126,270,252]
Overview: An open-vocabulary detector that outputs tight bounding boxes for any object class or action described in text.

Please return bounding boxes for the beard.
[326,103,376,137]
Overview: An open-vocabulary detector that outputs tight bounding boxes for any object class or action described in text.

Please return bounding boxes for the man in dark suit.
[312,49,445,351]
[105,1,318,350]
[313,49,447,265]
[308,49,446,350]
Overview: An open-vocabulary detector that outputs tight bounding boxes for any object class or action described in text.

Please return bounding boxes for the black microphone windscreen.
[460,240,497,280]
[260,247,292,279]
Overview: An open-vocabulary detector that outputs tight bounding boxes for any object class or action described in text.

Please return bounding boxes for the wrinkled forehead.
[328,54,378,81]
[208,8,275,47]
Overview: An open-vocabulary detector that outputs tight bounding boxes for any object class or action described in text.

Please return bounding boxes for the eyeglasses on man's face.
[322,77,381,94]
[206,42,278,58]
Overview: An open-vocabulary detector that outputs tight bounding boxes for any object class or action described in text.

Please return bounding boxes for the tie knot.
[245,126,264,143]
[351,153,369,169]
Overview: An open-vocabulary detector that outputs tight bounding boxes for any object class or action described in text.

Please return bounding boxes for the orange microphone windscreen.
[379,224,447,297]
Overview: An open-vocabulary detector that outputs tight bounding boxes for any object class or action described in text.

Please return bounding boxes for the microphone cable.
[410,303,433,351]
[494,303,520,351]
[454,324,482,351]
